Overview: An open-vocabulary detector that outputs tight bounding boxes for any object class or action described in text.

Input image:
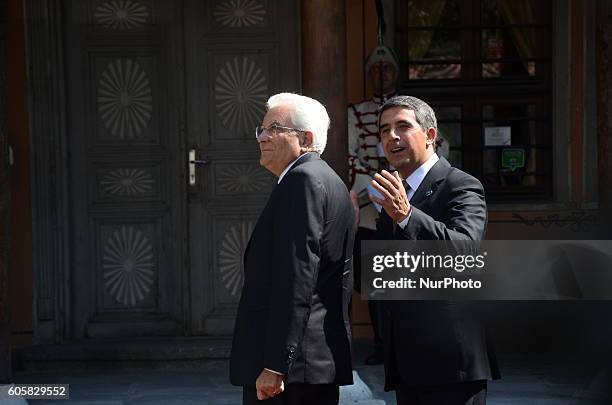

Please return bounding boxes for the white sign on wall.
[484,126,511,146]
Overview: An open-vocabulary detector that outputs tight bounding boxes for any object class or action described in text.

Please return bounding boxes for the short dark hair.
[378,95,437,132]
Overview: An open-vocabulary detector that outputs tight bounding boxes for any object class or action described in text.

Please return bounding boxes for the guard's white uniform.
[348,93,395,230]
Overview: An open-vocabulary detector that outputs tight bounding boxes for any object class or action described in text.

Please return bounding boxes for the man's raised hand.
[369,170,410,222]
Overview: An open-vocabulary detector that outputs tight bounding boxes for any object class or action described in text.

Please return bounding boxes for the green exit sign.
[501,148,525,171]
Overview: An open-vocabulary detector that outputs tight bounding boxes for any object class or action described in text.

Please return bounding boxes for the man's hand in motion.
[369,170,411,223]
[256,369,284,400]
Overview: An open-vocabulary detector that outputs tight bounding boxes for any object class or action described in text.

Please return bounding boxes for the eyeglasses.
[255,122,306,140]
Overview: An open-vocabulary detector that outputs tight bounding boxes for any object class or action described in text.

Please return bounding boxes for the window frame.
[394,0,556,202]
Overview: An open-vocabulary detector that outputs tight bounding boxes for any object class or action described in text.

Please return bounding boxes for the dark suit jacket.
[377,157,499,390]
[230,153,355,387]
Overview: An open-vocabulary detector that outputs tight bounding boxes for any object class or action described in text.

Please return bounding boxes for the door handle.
[189,148,208,187]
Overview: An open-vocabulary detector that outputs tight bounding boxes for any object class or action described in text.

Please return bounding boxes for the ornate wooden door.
[64,0,186,338]
[184,0,299,335]
[63,0,298,338]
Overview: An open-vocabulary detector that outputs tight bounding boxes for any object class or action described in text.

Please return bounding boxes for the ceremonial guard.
[348,45,399,365]
[348,45,398,232]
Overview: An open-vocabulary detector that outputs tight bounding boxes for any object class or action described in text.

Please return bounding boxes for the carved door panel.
[65,0,185,338]
[185,0,299,334]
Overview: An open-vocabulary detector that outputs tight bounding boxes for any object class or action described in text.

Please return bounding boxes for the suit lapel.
[409,157,452,209]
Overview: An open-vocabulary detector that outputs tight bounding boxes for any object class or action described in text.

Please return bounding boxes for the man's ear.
[301,131,314,148]
[426,127,437,148]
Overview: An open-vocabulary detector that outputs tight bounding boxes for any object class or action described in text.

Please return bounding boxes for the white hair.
[266,93,330,154]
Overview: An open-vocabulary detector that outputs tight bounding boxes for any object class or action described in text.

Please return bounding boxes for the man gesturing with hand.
[370,169,411,224]
[371,96,499,405]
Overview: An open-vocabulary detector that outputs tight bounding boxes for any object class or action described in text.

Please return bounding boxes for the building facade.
[1,0,611,369]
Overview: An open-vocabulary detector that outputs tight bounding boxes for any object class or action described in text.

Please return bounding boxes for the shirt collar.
[405,153,439,193]
[278,153,310,184]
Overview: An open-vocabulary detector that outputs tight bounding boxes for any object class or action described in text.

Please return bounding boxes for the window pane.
[483,149,498,175]
[480,0,548,80]
[481,102,551,191]
[404,0,461,80]
[438,123,462,147]
[435,106,462,121]
[482,61,536,78]
[482,28,541,58]
[434,106,461,163]
[482,0,502,25]
[482,122,534,145]
[394,0,552,200]
[481,28,542,78]
[436,123,460,163]
[482,0,537,26]
[484,148,550,190]
[407,0,460,27]
[482,32,504,60]
[409,63,461,80]
[408,30,461,61]
[483,103,536,121]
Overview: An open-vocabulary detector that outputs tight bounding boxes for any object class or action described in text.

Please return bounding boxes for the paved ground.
[356,358,610,405]
[1,343,609,404]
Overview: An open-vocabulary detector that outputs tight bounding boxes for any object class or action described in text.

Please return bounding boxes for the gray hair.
[266,93,330,154]
[378,95,437,132]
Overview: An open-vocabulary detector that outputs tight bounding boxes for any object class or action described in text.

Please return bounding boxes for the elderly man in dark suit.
[369,95,499,405]
[230,93,355,405]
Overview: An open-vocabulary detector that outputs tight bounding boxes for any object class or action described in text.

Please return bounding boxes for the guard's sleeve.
[348,105,373,195]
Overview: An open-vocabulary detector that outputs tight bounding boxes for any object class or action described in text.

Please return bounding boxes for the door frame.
[25,0,72,343]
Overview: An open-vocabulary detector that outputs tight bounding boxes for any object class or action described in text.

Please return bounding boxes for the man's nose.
[387,128,401,140]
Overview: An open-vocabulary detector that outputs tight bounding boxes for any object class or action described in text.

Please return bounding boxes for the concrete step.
[13,337,232,372]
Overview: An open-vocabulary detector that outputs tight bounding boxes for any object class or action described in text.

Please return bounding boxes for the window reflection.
[481,0,540,78]
[481,103,550,190]
[434,106,462,168]
[402,0,546,80]
[409,64,461,80]
[407,0,460,27]
[406,0,461,80]
[482,28,539,78]
[394,0,552,199]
